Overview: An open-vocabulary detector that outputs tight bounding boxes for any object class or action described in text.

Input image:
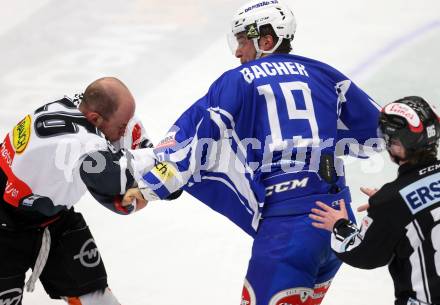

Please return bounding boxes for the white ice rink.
[0,0,439,304]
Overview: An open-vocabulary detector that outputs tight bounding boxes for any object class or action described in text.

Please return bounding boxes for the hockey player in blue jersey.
[123,0,382,304]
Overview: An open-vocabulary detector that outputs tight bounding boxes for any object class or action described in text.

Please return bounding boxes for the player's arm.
[335,79,383,158]
[79,148,148,215]
[310,199,398,269]
[135,104,209,201]
[79,117,158,215]
[137,72,244,201]
[80,149,180,214]
[331,216,396,269]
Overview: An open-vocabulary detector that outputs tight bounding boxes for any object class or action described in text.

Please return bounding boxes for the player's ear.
[85,112,104,127]
[259,34,275,51]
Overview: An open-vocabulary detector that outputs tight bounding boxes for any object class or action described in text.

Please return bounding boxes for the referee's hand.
[309,200,348,232]
[357,187,378,212]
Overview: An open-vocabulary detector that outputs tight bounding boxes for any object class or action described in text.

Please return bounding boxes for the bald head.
[80,77,136,141]
[81,77,131,119]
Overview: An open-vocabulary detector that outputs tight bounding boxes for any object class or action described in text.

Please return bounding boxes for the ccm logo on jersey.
[419,164,440,176]
[266,178,308,197]
[12,115,31,154]
[399,173,440,214]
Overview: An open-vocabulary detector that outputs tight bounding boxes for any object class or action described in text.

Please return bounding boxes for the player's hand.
[122,188,148,212]
[357,204,369,212]
[357,187,378,212]
[360,187,378,197]
[309,200,349,232]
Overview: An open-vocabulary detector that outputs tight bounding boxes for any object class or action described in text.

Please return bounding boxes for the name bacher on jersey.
[240,60,309,84]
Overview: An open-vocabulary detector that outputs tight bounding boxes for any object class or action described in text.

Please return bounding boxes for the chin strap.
[252,38,284,59]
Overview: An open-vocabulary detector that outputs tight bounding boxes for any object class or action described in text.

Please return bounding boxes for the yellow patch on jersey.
[152,162,176,182]
[13,115,32,154]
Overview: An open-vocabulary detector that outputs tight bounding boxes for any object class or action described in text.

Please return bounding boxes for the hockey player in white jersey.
[0,77,173,305]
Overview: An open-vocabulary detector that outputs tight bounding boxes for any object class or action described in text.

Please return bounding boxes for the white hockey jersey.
[0,96,155,222]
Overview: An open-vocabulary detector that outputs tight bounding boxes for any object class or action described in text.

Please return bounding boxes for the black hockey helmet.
[379,96,440,152]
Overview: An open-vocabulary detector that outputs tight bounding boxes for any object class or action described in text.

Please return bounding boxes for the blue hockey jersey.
[139,54,381,236]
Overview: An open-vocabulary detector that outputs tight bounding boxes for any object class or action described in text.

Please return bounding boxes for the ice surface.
[0,0,439,304]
